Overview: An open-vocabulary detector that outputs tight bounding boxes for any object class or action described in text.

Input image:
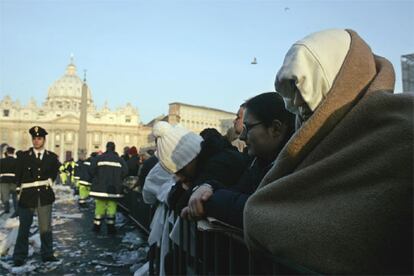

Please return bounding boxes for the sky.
[1,0,413,123]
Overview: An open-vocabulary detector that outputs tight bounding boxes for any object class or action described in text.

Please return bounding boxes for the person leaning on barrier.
[142,161,175,275]
[244,29,413,274]
[13,126,61,266]
[182,92,295,227]
[0,146,18,216]
[151,122,248,215]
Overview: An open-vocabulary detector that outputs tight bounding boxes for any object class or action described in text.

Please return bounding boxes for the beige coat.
[244,30,413,274]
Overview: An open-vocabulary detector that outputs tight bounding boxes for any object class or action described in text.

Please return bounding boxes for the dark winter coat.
[204,158,273,228]
[168,148,248,213]
[137,155,158,190]
[89,150,128,198]
[74,158,93,186]
[0,155,17,184]
[126,155,140,177]
[15,148,61,208]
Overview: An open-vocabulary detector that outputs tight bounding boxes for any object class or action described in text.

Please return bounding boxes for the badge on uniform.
[29,126,48,138]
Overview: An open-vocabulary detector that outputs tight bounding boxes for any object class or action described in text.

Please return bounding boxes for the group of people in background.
[0,124,156,267]
[58,143,157,235]
[0,28,412,274]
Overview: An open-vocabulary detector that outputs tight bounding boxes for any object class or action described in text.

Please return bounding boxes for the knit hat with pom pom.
[152,121,203,174]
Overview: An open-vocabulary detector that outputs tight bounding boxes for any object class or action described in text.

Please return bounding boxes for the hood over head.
[276,29,351,113]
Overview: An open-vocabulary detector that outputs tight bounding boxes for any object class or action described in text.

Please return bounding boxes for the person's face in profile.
[233,107,245,135]
[240,109,283,161]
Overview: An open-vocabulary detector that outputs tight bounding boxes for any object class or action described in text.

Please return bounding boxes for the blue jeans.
[13,202,53,261]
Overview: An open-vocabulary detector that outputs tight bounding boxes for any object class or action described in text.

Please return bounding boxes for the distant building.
[0,58,152,161]
[401,53,414,92]
[168,102,235,134]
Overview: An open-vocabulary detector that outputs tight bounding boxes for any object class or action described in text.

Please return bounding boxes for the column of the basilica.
[50,129,55,153]
[60,132,64,162]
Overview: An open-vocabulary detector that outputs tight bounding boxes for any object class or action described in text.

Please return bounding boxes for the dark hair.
[6,146,15,154]
[245,92,295,143]
[106,141,116,151]
[200,128,233,152]
[200,128,222,140]
[197,128,235,168]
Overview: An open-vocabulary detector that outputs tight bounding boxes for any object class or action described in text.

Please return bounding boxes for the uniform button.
[37,176,41,179]
[37,189,40,191]
[38,168,41,171]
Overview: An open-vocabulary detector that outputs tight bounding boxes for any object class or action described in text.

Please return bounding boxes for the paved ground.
[0,185,148,275]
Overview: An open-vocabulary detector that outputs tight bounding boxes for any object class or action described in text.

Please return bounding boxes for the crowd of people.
[140,28,413,275]
[1,28,412,274]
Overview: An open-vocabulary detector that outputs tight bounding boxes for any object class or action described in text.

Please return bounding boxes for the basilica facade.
[1,59,237,162]
[0,59,152,161]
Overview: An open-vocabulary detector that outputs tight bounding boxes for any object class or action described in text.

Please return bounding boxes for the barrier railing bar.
[179,218,184,275]
[193,222,199,274]
[202,231,208,275]
[214,232,219,274]
[229,235,233,275]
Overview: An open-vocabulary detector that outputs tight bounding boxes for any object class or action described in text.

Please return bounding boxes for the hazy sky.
[1,0,413,123]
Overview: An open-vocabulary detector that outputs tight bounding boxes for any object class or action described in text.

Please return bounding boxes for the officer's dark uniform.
[0,147,18,214]
[13,126,61,266]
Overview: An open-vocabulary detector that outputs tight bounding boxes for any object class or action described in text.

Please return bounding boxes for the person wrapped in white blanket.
[140,162,174,276]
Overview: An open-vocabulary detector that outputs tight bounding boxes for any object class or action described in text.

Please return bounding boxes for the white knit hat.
[152,121,203,174]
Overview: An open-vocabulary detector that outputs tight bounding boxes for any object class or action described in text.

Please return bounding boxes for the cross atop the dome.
[66,54,77,75]
[83,69,87,82]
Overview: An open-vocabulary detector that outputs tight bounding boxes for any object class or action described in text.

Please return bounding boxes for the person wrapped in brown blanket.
[244,29,413,274]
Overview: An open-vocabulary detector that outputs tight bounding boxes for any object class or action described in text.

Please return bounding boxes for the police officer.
[90,142,127,235]
[0,146,18,216]
[13,126,61,266]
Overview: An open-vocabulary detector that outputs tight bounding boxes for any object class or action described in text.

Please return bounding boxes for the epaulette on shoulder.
[45,150,58,158]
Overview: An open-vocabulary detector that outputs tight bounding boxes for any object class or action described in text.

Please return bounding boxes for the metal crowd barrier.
[117,186,153,235]
[152,216,316,275]
[118,187,316,275]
